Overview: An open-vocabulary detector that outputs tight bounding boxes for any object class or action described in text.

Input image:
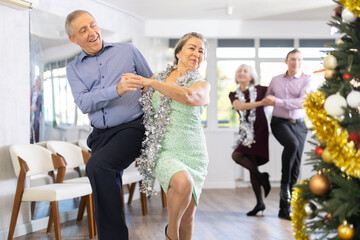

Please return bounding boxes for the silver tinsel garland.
[233,84,257,149]
[136,64,200,196]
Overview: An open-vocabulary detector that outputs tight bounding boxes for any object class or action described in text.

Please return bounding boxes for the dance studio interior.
[0,0,346,239]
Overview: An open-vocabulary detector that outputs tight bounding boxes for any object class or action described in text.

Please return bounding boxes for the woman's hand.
[122,73,153,87]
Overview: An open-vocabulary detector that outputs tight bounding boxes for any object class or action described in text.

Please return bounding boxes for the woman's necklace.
[233,84,257,148]
[136,64,200,196]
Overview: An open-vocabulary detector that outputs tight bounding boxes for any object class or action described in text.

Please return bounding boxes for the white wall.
[0,4,31,238]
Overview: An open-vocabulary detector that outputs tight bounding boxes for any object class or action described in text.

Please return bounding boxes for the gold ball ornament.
[323,55,338,69]
[309,173,330,195]
[322,148,333,164]
[337,221,355,240]
[325,69,335,79]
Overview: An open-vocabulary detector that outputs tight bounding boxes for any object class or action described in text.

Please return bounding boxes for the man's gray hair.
[65,10,94,37]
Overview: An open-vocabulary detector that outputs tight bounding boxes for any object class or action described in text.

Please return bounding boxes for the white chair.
[8,144,95,240]
[45,140,96,235]
[76,139,167,218]
[122,161,148,216]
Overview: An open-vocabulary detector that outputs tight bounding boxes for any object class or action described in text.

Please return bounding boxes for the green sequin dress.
[151,79,209,206]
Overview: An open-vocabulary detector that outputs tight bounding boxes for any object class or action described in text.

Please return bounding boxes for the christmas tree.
[291,1,360,240]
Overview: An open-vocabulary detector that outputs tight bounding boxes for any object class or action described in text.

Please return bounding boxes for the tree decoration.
[324,213,333,224]
[348,131,360,143]
[323,55,338,69]
[291,181,309,240]
[346,90,360,108]
[315,146,324,155]
[343,73,352,81]
[304,201,317,219]
[341,8,358,22]
[304,92,360,178]
[321,148,333,164]
[291,0,360,238]
[325,69,335,79]
[349,79,360,88]
[339,0,360,17]
[309,172,330,195]
[335,6,343,17]
[337,220,355,240]
[324,93,347,117]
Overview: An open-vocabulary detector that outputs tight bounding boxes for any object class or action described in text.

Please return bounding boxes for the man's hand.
[262,95,276,106]
[116,73,143,96]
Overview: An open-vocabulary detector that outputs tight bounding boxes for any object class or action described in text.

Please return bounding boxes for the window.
[299,39,335,89]
[216,39,255,128]
[259,39,294,58]
[43,56,89,127]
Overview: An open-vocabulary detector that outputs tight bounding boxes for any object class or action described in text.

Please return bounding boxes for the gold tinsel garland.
[291,181,309,240]
[303,91,360,178]
[339,0,360,17]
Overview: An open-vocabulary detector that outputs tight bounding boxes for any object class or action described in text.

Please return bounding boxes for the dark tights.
[232,152,263,205]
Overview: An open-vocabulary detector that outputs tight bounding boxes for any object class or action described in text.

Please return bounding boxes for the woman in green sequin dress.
[125,32,210,240]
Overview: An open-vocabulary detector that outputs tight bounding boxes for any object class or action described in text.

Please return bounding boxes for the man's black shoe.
[278,209,291,220]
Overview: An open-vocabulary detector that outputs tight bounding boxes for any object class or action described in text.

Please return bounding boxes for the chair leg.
[85,194,95,239]
[140,191,148,216]
[161,186,167,208]
[7,196,22,240]
[50,201,61,240]
[77,196,86,221]
[47,206,53,233]
[31,202,36,219]
[127,183,136,205]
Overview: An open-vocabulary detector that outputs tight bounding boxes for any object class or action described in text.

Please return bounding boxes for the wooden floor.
[15,187,294,240]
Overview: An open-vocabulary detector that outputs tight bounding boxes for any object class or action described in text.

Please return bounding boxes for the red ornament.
[343,73,352,81]
[335,6,342,17]
[348,132,360,143]
[315,146,324,155]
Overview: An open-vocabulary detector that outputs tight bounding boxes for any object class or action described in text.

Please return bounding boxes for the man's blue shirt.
[66,41,153,129]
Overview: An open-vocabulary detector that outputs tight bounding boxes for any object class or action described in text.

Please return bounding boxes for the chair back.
[9,144,55,177]
[46,141,84,169]
[78,139,91,152]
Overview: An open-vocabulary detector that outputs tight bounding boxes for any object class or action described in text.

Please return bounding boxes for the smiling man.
[262,49,314,221]
[65,10,152,239]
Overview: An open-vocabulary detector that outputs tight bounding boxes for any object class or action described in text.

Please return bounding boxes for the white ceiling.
[30,0,337,50]
[99,0,336,21]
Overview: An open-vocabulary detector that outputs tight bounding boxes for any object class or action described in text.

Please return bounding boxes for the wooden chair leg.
[31,201,36,219]
[77,196,86,221]
[121,187,126,222]
[85,195,94,239]
[47,205,53,233]
[127,183,136,205]
[50,201,61,240]
[7,196,22,240]
[140,191,148,216]
[161,186,167,208]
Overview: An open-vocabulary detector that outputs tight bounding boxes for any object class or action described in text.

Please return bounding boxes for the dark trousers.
[270,116,308,187]
[86,117,144,240]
